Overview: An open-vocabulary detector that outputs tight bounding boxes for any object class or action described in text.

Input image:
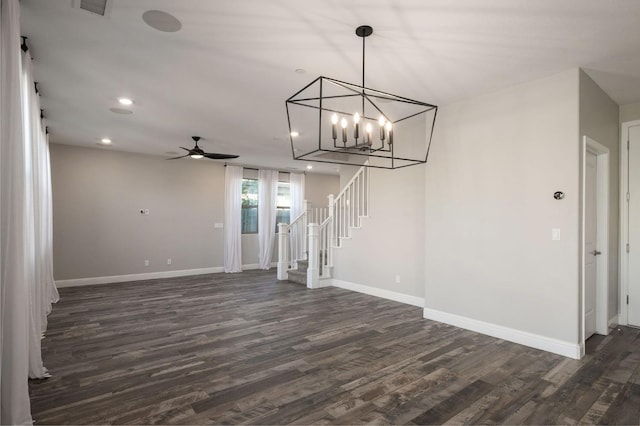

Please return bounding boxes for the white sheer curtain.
[224,165,243,273]
[1,0,34,423]
[289,172,306,220]
[21,48,58,379]
[1,0,59,421]
[257,169,278,269]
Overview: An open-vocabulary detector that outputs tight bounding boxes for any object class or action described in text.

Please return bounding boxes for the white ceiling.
[20,0,640,174]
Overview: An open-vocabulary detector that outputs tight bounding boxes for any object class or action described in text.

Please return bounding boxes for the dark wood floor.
[29,270,640,425]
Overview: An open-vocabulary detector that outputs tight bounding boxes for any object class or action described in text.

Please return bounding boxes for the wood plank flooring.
[29,270,640,424]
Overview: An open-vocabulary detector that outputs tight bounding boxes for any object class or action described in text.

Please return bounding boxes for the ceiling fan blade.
[203,153,240,160]
[179,146,193,152]
[166,154,190,160]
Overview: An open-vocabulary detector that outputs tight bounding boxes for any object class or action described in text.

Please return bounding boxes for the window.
[241,174,291,234]
[241,178,258,233]
[276,182,291,230]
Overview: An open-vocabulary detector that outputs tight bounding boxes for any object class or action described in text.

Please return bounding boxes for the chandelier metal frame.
[285,25,438,170]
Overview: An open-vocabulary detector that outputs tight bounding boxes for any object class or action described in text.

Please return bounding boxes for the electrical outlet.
[167,258,172,265]
[395,275,401,284]
[144,259,149,266]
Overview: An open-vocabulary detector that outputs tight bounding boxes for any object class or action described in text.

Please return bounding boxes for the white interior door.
[585,150,598,338]
[629,126,640,327]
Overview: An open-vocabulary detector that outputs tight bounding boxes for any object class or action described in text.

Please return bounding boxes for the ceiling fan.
[167,136,239,160]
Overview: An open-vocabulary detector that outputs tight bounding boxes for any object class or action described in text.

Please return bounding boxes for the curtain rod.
[224,163,305,174]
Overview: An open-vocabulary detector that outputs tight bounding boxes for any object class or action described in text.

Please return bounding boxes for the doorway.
[581,136,609,354]
[621,122,640,327]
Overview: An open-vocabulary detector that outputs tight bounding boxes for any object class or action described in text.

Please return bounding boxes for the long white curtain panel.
[223,165,243,273]
[1,0,59,422]
[257,169,278,269]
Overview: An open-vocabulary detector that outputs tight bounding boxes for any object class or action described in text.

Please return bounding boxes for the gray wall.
[424,69,581,344]
[620,102,640,124]
[332,165,426,298]
[51,144,226,280]
[51,144,338,280]
[306,172,340,208]
[578,70,620,321]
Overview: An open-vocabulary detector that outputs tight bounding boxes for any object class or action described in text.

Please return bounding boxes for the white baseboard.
[308,277,332,289]
[330,279,424,307]
[55,262,278,288]
[423,307,581,359]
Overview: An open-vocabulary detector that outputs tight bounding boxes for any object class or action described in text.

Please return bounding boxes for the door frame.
[619,120,640,325]
[580,136,609,355]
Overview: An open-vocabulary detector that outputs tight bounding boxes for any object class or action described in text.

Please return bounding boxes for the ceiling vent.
[72,0,111,17]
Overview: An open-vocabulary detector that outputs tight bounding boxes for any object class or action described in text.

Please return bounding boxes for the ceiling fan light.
[190,154,203,159]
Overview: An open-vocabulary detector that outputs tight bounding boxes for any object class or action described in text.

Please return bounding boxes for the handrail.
[334,161,369,201]
[278,163,370,285]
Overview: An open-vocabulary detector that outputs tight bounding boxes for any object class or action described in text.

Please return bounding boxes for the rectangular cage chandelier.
[285,25,438,170]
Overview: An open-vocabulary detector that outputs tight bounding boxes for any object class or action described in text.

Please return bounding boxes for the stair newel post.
[303,200,311,259]
[327,194,335,266]
[277,222,289,281]
[307,222,320,288]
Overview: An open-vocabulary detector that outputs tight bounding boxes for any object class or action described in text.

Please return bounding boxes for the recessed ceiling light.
[295,68,306,74]
[101,138,112,144]
[142,10,182,32]
[290,131,299,137]
[306,165,313,170]
[118,97,133,106]
[109,107,133,115]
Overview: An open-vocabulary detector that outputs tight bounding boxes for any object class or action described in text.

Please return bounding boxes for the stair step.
[287,269,306,285]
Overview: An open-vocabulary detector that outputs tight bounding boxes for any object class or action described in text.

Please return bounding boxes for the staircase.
[277,164,369,288]
[285,259,308,285]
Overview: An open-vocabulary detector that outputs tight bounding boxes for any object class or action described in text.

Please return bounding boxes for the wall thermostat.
[553,191,565,200]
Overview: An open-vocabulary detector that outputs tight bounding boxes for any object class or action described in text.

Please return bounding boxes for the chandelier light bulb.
[365,123,372,133]
[331,114,338,140]
[341,118,348,143]
[353,113,360,140]
[378,116,385,126]
[365,122,372,145]
[386,121,393,145]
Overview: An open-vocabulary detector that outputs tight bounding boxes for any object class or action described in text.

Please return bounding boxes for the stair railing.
[278,163,369,285]
[308,164,369,285]
[277,201,328,280]
[330,164,370,249]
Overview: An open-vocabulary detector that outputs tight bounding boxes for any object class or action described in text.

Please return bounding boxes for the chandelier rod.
[356,25,373,122]
[361,29,366,118]
[362,29,366,88]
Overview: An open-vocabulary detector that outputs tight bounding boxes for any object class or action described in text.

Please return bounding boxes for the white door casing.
[628,125,640,326]
[580,136,609,355]
[584,151,597,339]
